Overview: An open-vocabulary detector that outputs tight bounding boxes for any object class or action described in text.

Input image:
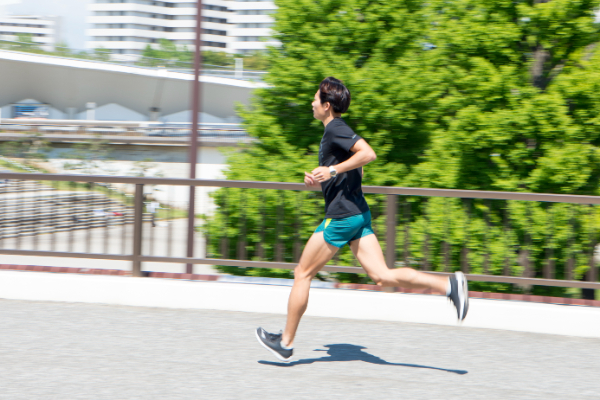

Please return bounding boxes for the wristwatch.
[329,166,337,177]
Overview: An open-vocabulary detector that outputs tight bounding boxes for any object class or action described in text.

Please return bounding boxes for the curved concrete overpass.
[0,50,268,122]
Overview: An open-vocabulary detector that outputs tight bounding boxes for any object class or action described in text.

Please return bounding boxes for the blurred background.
[1,2,600,397]
[1,0,600,301]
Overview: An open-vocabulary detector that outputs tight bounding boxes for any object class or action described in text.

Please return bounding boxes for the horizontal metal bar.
[361,187,600,205]
[0,119,244,128]
[2,172,600,204]
[426,271,600,290]
[138,257,600,289]
[0,134,249,147]
[1,119,145,127]
[1,249,598,289]
[0,249,133,261]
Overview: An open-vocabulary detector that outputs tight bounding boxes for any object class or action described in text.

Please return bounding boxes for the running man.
[256,77,469,362]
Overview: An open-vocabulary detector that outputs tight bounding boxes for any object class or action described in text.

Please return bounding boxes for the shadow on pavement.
[258,344,468,375]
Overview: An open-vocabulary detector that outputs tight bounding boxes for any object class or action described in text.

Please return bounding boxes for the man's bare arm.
[336,139,376,174]
[312,139,376,182]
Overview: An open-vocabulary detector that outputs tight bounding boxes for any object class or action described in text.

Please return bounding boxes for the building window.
[202,17,227,24]
[203,41,226,48]
[203,4,228,12]
[203,29,226,36]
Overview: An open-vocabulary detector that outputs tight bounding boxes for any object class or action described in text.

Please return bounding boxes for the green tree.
[138,39,194,68]
[92,47,111,62]
[137,39,271,70]
[238,51,270,70]
[203,0,600,295]
[203,50,234,66]
[13,33,43,53]
[0,133,51,165]
[52,41,73,58]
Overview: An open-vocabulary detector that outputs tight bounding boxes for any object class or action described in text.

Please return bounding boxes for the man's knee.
[294,264,315,281]
[370,271,393,287]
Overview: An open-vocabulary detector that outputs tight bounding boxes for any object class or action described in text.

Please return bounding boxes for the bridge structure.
[0,49,267,123]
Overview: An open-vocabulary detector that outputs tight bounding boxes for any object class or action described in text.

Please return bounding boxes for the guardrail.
[0,172,598,292]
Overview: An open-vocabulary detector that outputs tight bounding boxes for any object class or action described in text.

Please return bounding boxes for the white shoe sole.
[455,272,469,320]
[255,329,293,362]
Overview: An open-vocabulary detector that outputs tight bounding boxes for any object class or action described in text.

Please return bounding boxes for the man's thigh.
[349,234,388,281]
[296,231,338,279]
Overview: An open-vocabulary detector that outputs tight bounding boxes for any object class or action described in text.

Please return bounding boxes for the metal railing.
[0,172,599,291]
[0,43,267,82]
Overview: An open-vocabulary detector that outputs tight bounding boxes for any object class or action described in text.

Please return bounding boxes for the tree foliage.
[2,4,598,294]
[138,39,270,70]
[0,33,112,61]
[0,133,51,165]
[206,1,600,294]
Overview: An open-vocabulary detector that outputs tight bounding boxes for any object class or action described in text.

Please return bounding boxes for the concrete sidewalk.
[0,270,598,338]
[3,299,598,399]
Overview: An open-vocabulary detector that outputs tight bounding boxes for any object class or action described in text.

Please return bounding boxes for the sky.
[0,0,90,49]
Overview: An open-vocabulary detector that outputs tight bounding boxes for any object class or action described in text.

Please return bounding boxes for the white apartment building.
[87,0,278,59]
[87,0,233,58]
[228,0,277,54]
[0,15,61,52]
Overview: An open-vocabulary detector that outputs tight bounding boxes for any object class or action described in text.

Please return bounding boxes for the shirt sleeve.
[332,125,362,152]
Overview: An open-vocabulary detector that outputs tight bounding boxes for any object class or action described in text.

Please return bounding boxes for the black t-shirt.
[319,118,370,218]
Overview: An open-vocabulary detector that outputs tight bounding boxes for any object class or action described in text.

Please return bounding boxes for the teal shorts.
[314,211,375,248]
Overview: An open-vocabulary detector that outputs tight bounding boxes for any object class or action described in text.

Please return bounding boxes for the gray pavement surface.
[0,299,598,399]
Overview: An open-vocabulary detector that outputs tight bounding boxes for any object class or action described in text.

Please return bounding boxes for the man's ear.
[323,102,331,112]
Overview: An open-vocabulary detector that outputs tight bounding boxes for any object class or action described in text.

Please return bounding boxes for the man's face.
[312,90,329,121]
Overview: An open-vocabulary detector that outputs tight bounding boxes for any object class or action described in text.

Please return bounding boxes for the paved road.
[0,299,598,399]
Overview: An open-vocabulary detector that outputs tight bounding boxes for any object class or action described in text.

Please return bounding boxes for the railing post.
[422,199,430,271]
[293,192,302,263]
[461,199,470,273]
[132,183,144,277]
[237,190,247,260]
[403,200,410,267]
[567,207,576,281]
[584,204,597,300]
[544,204,555,279]
[386,194,397,270]
[383,194,397,293]
[275,192,284,262]
[484,200,491,274]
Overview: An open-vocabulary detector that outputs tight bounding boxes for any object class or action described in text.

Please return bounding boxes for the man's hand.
[312,166,332,183]
[304,171,320,188]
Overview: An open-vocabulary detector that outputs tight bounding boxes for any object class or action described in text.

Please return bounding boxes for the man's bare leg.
[350,234,448,293]
[281,231,338,347]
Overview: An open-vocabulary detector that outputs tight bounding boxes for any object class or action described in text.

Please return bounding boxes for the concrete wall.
[161,110,239,124]
[76,103,147,122]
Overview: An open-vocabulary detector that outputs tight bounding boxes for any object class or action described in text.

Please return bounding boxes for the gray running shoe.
[255,327,293,362]
[448,271,469,320]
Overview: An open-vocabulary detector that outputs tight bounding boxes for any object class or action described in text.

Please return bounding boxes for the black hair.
[319,77,351,114]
